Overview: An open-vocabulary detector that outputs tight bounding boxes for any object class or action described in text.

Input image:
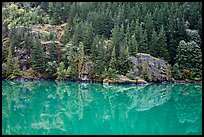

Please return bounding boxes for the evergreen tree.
[149,28,158,57]
[91,35,100,61]
[175,40,188,70]
[157,25,169,60]
[109,44,117,71]
[139,29,149,53]
[81,21,94,55]
[46,61,58,77]
[5,45,14,77]
[175,39,202,80]
[49,41,57,62]
[188,41,202,70]
[129,33,138,56]
[31,38,46,73]
[62,24,73,45]
[111,25,120,62]
[56,62,67,80]
[144,12,154,46]
[186,29,201,47]
[12,57,21,77]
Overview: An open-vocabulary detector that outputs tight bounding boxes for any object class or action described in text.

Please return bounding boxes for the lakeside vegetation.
[2,2,202,82]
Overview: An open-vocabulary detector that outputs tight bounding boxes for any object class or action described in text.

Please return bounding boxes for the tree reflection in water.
[2,80,202,135]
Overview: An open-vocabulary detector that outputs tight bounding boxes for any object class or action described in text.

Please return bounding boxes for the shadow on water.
[2,80,202,135]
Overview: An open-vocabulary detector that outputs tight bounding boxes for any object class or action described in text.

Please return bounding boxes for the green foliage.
[172,64,183,80]
[101,68,118,79]
[2,3,49,28]
[62,24,73,45]
[66,66,76,78]
[157,25,169,61]
[56,62,67,80]
[149,29,158,57]
[5,45,14,77]
[176,39,202,70]
[3,46,22,79]
[49,41,57,62]
[2,2,202,81]
[31,38,47,73]
[12,57,22,77]
[2,63,7,78]
[46,61,58,76]
[175,29,202,80]
[139,29,149,53]
[189,68,202,81]
[129,33,138,56]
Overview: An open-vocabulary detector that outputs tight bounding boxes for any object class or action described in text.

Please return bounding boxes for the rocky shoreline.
[3,77,202,85]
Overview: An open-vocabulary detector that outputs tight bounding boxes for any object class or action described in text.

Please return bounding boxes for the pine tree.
[49,41,57,62]
[111,25,120,61]
[56,62,67,80]
[46,61,58,76]
[149,29,158,57]
[157,25,169,60]
[76,42,85,79]
[5,45,14,77]
[139,29,149,53]
[129,33,138,56]
[188,41,202,70]
[81,21,94,55]
[186,29,201,47]
[109,45,117,71]
[175,40,188,70]
[62,24,73,45]
[175,39,202,80]
[145,12,154,46]
[31,38,46,73]
[12,57,21,77]
[91,35,100,61]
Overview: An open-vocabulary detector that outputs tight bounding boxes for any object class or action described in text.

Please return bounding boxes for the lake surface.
[2,80,202,135]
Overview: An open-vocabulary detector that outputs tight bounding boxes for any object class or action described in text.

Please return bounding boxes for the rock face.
[127,53,172,82]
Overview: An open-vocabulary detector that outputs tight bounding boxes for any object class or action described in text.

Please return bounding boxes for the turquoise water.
[2,80,202,135]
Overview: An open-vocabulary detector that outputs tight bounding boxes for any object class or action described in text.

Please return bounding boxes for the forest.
[2,2,202,82]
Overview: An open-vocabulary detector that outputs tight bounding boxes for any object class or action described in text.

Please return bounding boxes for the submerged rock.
[127,53,172,82]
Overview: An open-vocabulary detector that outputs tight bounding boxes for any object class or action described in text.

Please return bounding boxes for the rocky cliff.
[126,53,173,82]
[102,53,173,84]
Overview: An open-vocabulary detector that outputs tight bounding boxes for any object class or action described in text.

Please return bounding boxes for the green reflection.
[2,80,202,135]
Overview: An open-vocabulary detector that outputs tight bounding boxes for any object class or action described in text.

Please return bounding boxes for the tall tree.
[157,25,169,60]
[49,41,57,62]
[149,28,158,57]
[31,38,46,73]
[129,33,138,56]
[139,29,149,54]
[5,45,14,77]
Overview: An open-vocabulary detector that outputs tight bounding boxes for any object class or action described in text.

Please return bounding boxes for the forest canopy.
[2,2,202,81]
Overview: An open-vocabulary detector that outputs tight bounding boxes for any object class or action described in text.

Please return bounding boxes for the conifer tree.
[56,62,67,80]
[31,38,46,73]
[149,29,158,57]
[157,25,169,60]
[129,33,138,56]
[111,25,120,62]
[5,45,14,77]
[49,41,57,62]
[139,29,149,54]
[12,57,21,77]
[145,12,154,45]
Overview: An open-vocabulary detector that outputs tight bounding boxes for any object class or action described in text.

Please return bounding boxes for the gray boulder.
[127,53,172,82]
